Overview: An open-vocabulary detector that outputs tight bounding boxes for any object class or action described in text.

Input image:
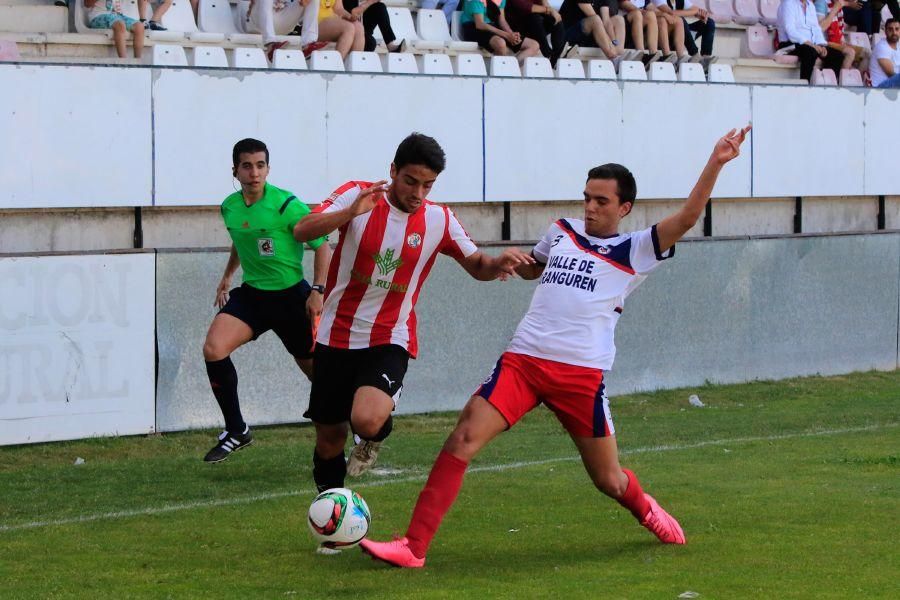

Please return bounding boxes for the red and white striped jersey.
[313,181,478,357]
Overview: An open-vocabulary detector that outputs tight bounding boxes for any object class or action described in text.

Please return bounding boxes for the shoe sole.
[203,438,254,464]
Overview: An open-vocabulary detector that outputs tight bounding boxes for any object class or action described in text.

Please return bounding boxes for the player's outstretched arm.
[655,125,751,253]
[456,248,536,281]
[293,180,388,242]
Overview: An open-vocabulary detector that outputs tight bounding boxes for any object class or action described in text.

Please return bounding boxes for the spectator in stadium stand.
[242,0,324,61]
[843,0,899,35]
[84,0,145,59]
[871,18,900,87]
[460,0,543,63]
[558,0,626,62]
[655,0,716,64]
[339,0,406,53]
[420,0,459,26]
[597,1,629,55]
[653,1,689,61]
[142,0,173,31]
[777,0,845,81]
[815,0,869,76]
[505,0,567,67]
[316,0,366,59]
[619,0,664,63]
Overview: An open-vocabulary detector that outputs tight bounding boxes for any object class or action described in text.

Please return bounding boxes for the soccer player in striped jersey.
[201,138,331,463]
[293,133,534,498]
[360,126,751,568]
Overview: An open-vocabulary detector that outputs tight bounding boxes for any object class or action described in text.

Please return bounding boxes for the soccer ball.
[307,488,371,548]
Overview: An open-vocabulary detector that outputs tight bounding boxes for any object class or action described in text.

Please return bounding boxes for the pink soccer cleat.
[359,537,426,568]
[640,495,687,544]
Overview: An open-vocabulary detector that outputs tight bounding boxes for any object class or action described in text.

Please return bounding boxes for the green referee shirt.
[220,183,327,291]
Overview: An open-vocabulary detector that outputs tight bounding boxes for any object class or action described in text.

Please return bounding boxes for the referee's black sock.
[205,357,246,434]
[313,450,347,492]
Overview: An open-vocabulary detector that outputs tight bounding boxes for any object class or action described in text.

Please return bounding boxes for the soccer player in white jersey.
[293,133,533,506]
[360,125,751,568]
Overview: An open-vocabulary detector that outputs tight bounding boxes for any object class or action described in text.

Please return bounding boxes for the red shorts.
[474,352,614,438]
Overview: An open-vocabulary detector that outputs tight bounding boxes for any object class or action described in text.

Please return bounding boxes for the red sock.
[617,468,651,521]
[405,450,468,559]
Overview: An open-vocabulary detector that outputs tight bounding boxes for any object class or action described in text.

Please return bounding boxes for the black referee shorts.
[219,280,315,359]
[304,343,410,425]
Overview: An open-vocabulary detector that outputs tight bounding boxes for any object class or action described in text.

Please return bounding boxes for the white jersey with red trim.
[506,218,674,370]
[314,181,478,357]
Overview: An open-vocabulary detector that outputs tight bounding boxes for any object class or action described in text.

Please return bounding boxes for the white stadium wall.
[2,63,899,209]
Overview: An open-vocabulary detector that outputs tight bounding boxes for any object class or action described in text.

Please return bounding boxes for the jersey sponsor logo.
[406,233,422,248]
[374,248,403,276]
[596,245,610,255]
[349,268,409,293]
[257,238,274,256]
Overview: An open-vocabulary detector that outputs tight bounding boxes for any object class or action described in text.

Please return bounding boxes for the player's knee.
[202,338,228,361]
[351,415,386,441]
[443,424,480,459]
[315,430,347,456]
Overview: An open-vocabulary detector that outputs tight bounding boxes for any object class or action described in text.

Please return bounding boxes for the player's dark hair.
[886,18,899,28]
[586,164,637,205]
[393,133,446,174]
[232,138,269,167]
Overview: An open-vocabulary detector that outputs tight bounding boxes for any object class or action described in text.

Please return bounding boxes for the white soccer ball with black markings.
[307,488,371,548]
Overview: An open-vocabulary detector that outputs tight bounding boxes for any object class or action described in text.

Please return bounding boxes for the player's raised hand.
[214,278,231,309]
[496,247,536,280]
[711,125,751,165]
[351,180,388,217]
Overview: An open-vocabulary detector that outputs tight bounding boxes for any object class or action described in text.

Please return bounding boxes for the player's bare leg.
[312,421,351,554]
[346,386,396,476]
[360,395,508,567]
[571,434,685,544]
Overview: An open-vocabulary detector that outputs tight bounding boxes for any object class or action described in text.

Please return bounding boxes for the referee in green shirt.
[201,138,331,463]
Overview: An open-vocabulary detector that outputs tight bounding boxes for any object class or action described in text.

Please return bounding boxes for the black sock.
[205,357,245,434]
[359,416,393,443]
[313,450,347,493]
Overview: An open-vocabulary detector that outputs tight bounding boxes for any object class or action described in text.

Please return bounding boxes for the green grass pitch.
[1,371,897,598]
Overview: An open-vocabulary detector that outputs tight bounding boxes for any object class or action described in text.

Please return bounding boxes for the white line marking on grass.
[1,423,894,534]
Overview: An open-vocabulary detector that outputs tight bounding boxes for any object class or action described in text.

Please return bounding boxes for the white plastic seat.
[152,43,188,66]
[555,57,585,79]
[746,25,774,57]
[373,7,419,43]
[649,61,677,81]
[845,32,871,52]
[192,46,229,67]
[272,49,307,69]
[618,60,647,80]
[759,0,779,26]
[454,53,486,76]
[155,0,224,42]
[707,63,735,83]
[232,47,268,68]
[419,53,454,74]
[346,50,383,72]
[198,0,262,44]
[839,68,863,87]
[706,0,734,23]
[450,10,464,41]
[733,0,761,26]
[386,52,419,73]
[523,56,553,78]
[490,55,521,77]
[575,47,608,59]
[678,62,706,82]
[587,59,616,80]
[812,67,837,86]
[416,9,479,52]
[310,49,345,71]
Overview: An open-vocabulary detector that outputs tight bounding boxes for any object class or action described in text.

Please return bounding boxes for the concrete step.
[0,5,68,33]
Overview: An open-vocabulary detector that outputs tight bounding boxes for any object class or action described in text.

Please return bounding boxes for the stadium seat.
[450,11,464,41]
[523,57,553,78]
[232,47,268,68]
[574,47,608,59]
[845,32,871,52]
[678,62,706,82]
[346,51,383,72]
[454,53,487,76]
[733,0,762,26]
[152,44,189,66]
[746,25,774,57]
[555,58,586,79]
[373,8,422,46]
[0,40,20,61]
[759,0,779,26]
[839,68,863,87]
[192,46,229,67]
[587,59,616,80]
[420,53,454,74]
[773,52,799,65]
[707,0,734,23]
[871,33,885,47]
[310,50,345,71]
[649,61,677,81]
[386,52,419,73]
[490,55,521,77]
[618,60,647,80]
[707,63,735,82]
[156,0,224,43]
[812,67,837,86]
[198,0,263,44]
[272,49,307,70]
[416,9,479,52]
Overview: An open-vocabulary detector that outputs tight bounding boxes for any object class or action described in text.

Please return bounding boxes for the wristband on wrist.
[311,284,325,294]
